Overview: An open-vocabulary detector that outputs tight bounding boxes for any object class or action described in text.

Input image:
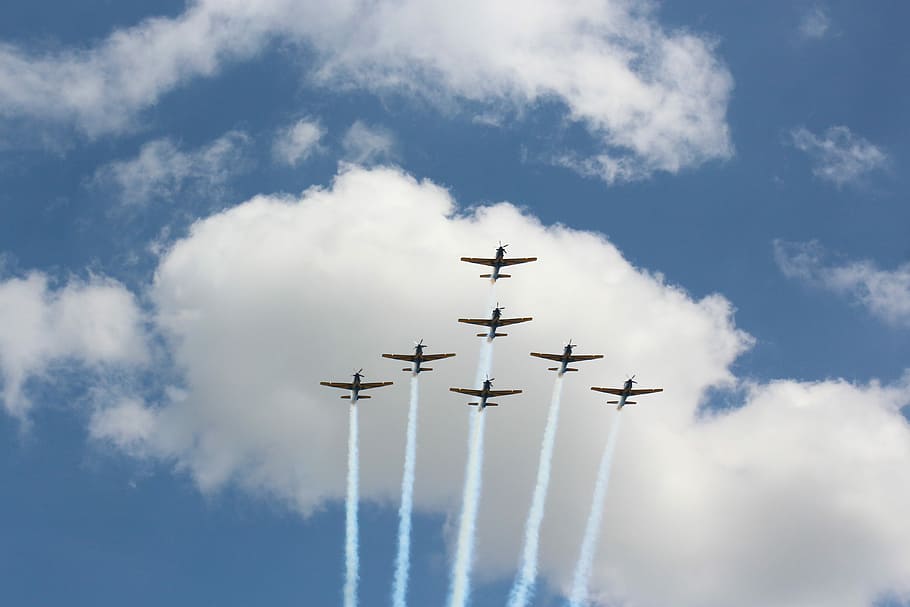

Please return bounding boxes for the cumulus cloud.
[790,126,887,187]
[272,118,325,166]
[775,240,910,327]
[799,5,831,40]
[0,272,147,417]
[341,121,396,165]
[0,0,733,182]
[92,131,250,205]
[87,166,910,606]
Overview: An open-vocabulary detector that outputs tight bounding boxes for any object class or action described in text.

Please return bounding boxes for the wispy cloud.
[0,0,734,184]
[799,5,831,40]
[0,273,147,417]
[272,118,325,166]
[92,131,251,205]
[341,121,396,165]
[790,126,887,187]
[774,240,910,327]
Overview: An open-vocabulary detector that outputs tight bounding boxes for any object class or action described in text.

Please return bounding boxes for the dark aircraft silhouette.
[450,377,522,411]
[591,376,662,410]
[458,304,532,340]
[320,370,393,404]
[530,341,604,375]
[382,339,456,374]
[461,242,537,282]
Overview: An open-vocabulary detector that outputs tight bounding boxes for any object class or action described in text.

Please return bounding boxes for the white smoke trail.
[391,375,420,607]
[344,403,360,607]
[507,375,565,607]
[567,412,624,607]
[448,337,495,607]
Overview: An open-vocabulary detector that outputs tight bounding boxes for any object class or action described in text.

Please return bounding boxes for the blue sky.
[1,2,909,606]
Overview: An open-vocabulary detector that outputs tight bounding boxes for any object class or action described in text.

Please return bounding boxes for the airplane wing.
[629,388,663,395]
[499,257,538,267]
[487,389,522,397]
[450,387,483,397]
[320,381,355,390]
[458,318,493,327]
[530,353,565,362]
[421,353,457,361]
[460,257,497,267]
[567,354,605,362]
[359,381,393,390]
[590,387,625,395]
[382,354,417,362]
[497,317,533,326]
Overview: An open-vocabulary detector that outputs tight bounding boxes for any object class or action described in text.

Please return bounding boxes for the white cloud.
[799,5,831,40]
[90,397,158,454]
[0,0,734,182]
[272,118,325,166]
[790,126,887,187]
[89,166,910,606]
[775,240,910,327]
[341,121,396,164]
[0,272,147,417]
[92,131,250,205]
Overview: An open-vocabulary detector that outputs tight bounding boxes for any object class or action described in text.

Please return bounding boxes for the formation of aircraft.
[449,377,522,411]
[458,304,532,340]
[382,339,456,375]
[320,242,663,413]
[320,370,393,404]
[530,341,604,375]
[461,242,537,282]
[591,376,663,410]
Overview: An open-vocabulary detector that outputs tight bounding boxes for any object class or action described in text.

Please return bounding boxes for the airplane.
[461,242,537,282]
[530,341,604,375]
[590,376,663,410]
[458,304,532,340]
[382,339,456,374]
[320,370,393,404]
[449,377,522,411]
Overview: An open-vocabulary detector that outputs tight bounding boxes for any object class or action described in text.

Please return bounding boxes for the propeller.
[415,338,425,347]
[354,368,364,377]
[494,301,505,311]
[498,240,509,250]
[628,374,637,384]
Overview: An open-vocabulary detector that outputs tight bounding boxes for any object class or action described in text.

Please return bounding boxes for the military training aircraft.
[382,339,457,374]
[530,341,604,375]
[590,376,663,410]
[449,377,522,411]
[458,304,532,340]
[461,242,537,282]
[320,370,393,404]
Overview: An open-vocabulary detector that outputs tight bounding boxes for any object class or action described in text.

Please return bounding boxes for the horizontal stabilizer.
[468,402,479,406]
[607,400,634,404]
[358,395,372,399]
[341,395,350,399]
[479,274,492,278]
[493,333,508,337]
[402,368,413,372]
[547,367,559,371]
[485,403,498,407]
[564,368,578,372]
[422,368,433,371]
[497,274,511,278]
